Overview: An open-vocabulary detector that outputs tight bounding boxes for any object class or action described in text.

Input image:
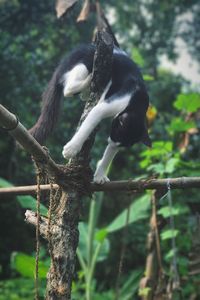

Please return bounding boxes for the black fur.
[110,82,151,147]
[29,45,95,143]
[30,44,151,148]
[104,51,151,147]
[29,69,63,143]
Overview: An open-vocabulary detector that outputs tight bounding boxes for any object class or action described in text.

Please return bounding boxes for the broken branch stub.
[76,0,90,22]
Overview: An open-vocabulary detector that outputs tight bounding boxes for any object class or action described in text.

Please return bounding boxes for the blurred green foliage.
[0,0,200,299]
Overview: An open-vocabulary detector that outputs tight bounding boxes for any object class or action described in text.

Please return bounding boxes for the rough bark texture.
[45,31,113,300]
[45,190,80,300]
[92,176,200,191]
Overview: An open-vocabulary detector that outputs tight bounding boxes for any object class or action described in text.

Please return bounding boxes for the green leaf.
[164,248,177,261]
[131,48,145,67]
[140,141,174,170]
[139,287,151,297]
[143,74,154,81]
[147,163,165,175]
[178,256,189,275]
[107,194,151,233]
[78,222,88,262]
[146,158,179,175]
[120,269,143,297]
[141,141,173,159]
[11,252,49,279]
[17,195,48,216]
[164,158,180,174]
[158,205,189,218]
[0,278,38,300]
[95,228,108,243]
[78,223,110,263]
[96,238,110,262]
[0,177,13,188]
[168,117,196,133]
[161,229,179,240]
[0,177,48,215]
[174,93,200,113]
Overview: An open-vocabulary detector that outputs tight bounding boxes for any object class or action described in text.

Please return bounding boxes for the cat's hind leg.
[62,63,92,97]
[93,138,120,184]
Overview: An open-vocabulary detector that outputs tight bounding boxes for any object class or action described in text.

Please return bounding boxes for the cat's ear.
[141,129,152,148]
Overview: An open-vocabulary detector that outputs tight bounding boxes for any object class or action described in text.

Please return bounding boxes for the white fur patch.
[62,93,131,160]
[101,93,131,117]
[62,63,90,97]
[62,139,81,159]
[99,80,112,103]
[93,140,119,184]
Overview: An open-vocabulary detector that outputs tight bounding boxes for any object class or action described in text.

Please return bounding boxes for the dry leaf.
[146,104,157,125]
[56,0,79,18]
[188,127,198,135]
[178,127,198,153]
[178,112,198,153]
[77,0,90,22]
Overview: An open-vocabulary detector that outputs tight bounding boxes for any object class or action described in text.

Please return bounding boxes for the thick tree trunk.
[45,190,81,299]
[45,31,113,300]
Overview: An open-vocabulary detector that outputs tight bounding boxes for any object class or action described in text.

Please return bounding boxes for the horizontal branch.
[0,177,200,197]
[93,177,200,191]
[0,184,59,196]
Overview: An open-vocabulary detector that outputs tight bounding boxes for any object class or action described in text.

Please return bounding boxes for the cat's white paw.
[93,173,110,184]
[62,140,81,159]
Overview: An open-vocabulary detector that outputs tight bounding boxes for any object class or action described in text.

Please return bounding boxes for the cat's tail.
[29,69,63,144]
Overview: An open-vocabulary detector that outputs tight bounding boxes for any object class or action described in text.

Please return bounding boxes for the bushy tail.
[29,70,63,144]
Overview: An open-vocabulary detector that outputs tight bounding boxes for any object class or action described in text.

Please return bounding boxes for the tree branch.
[0,104,61,176]
[0,177,200,197]
[93,176,200,191]
[25,210,49,238]
[0,184,59,196]
[45,31,114,300]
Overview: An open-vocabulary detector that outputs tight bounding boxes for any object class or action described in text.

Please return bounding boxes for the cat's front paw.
[93,173,110,184]
[93,161,110,184]
[62,140,81,159]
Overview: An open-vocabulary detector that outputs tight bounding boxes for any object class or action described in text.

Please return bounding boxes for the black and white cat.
[30,44,151,184]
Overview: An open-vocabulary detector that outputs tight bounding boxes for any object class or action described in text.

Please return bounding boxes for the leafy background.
[0,0,200,299]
